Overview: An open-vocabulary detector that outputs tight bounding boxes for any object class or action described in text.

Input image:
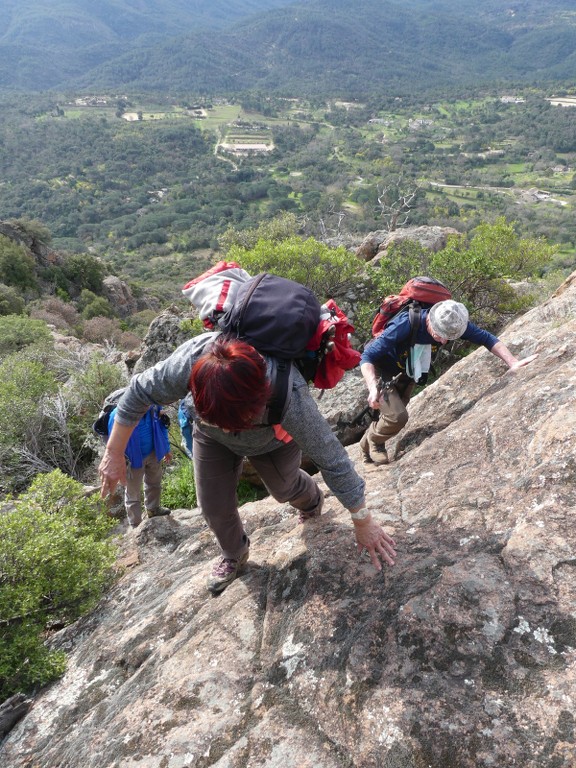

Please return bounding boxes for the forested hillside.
[1,87,575,298]
[0,0,294,91]
[1,0,576,93]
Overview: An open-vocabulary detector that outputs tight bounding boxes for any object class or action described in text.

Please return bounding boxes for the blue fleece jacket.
[361,307,499,377]
[108,405,170,469]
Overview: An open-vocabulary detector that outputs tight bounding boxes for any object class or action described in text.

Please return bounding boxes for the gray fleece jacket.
[114,332,365,511]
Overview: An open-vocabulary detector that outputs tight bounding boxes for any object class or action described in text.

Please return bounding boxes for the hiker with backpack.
[98,334,397,592]
[360,293,537,465]
[98,263,397,593]
[107,404,172,527]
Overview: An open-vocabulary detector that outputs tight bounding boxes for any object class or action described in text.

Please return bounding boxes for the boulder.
[356,224,460,263]
[101,276,139,318]
[132,306,192,374]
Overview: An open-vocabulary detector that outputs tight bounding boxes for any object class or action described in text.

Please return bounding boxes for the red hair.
[190,337,271,431]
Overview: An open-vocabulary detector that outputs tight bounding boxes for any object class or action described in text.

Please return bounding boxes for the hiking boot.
[207,548,250,594]
[359,434,373,465]
[297,490,324,523]
[371,443,389,466]
[146,506,171,518]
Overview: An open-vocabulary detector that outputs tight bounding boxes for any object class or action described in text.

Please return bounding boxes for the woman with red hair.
[99,333,397,594]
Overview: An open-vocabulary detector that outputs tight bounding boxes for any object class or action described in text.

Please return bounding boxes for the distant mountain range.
[2,0,576,94]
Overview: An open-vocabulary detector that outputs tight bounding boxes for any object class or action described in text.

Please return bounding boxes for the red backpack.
[371,276,452,338]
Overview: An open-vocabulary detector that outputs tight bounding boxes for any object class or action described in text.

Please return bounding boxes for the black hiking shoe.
[146,506,172,518]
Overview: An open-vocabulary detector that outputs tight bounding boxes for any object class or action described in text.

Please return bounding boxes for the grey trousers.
[124,452,164,527]
[193,428,321,560]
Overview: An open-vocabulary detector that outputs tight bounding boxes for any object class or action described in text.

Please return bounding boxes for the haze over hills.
[0,0,295,91]
[1,0,576,94]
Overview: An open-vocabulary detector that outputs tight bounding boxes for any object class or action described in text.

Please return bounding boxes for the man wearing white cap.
[359,299,537,465]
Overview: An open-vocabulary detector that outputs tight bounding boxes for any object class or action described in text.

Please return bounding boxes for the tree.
[376,174,420,232]
[62,253,106,295]
[0,285,25,317]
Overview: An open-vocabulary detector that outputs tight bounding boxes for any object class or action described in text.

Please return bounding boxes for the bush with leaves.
[0,235,38,293]
[0,284,25,317]
[65,355,127,452]
[81,316,122,345]
[61,253,106,295]
[217,211,300,253]
[0,470,116,699]
[0,315,52,358]
[226,235,363,299]
[29,296,82,334]
[161,457,198,510]
[0,347,125,493]
[0,353,59,493]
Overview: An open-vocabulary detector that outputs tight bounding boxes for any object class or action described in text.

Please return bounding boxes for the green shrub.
[61,253,106,294]
[218,211,300,253]
[161,458,197,509]
[179,316,205,337]
[354,218,557,342]
[81,296,113,320]
[0,352,124,493]
[0,355,59,492]
[227,235,363,298]
[0,315,51,357]
[0,284,25,316]
[0,235,38,292]
[0,470,116,699]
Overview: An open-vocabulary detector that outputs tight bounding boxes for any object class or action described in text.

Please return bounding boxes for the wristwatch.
[350,507,370,521]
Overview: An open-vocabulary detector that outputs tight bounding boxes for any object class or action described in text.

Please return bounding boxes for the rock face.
[131,306,193,374]
[3,275,576,768]
[101,275,139,318]
[356,225,460,263]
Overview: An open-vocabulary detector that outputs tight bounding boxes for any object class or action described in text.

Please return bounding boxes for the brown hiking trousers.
[360,373,415,450]
[193,426,322,560]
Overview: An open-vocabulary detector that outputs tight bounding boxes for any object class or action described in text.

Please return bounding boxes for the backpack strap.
[266,358,294,424]
[405,303,422,379]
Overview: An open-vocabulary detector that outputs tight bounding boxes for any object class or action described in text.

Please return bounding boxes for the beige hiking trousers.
[360,373,415,449]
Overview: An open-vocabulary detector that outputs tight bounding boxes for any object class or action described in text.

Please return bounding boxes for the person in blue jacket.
[359,299,537,465]
[108,404,172,527]
[177,397,194,459]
